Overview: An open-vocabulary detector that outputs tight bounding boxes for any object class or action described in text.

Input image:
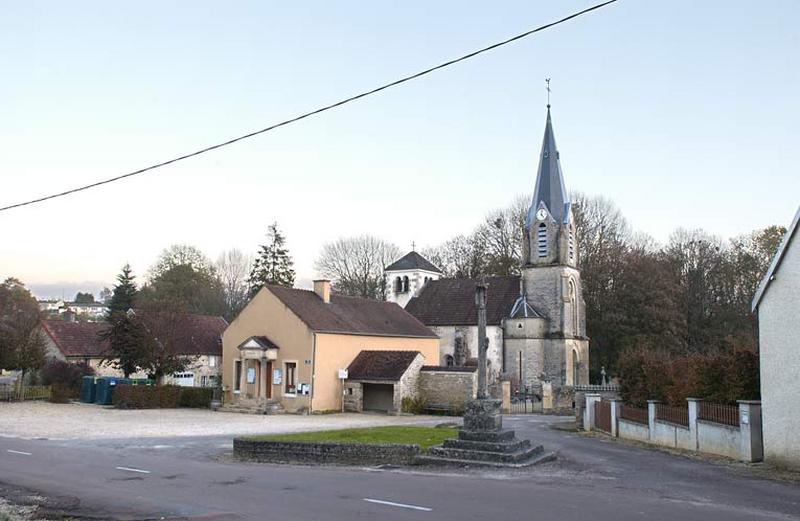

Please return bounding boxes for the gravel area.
[0,402,449,441]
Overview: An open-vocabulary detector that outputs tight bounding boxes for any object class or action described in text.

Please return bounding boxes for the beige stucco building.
[752,206,800,469]
[222,280,439,413]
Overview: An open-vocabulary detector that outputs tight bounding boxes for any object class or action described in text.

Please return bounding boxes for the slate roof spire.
[526,105,571,227]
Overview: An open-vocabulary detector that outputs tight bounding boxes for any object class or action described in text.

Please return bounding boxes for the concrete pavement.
[1,415,798,520]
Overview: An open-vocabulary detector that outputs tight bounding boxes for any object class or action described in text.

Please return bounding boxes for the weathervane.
[546,78,551,108]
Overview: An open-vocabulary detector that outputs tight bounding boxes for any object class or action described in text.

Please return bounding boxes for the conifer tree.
[101,264,144,377]
[249,222,295,296]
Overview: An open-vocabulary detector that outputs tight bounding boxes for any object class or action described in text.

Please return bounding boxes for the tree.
[216,249,252,320]
[0,278,47,388]
[101,264,143,378]
[98,287,113,304]
[422,234,486,279]
[249,222,296,295]
[475,195,527,277]
[149,244,214,281]
[131,305,195,383]
[315,236,400,299]
[74,292,95,304]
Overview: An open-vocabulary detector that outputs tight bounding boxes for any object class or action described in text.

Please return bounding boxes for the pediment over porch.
[237,335,279,360]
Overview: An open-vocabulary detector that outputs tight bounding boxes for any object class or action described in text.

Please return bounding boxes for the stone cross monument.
[476,280,488,399]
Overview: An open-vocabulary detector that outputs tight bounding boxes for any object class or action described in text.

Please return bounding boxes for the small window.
[402,276,410,293]
[209,356,216,367]
[394,276,402,293]
[444,355,454,367]
[537,223,548,257]
[234,361,242,392]
[285,362,297,395]
[568,232,575,260]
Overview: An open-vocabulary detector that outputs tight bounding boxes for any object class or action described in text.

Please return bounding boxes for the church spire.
[526,103,570,228]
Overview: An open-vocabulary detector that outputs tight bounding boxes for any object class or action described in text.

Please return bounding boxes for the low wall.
[233,438,420,466]
[418,367,476,408]
[585,397,762,462]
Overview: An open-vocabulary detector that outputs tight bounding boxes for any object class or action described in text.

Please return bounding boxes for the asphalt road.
[1,415,799,521]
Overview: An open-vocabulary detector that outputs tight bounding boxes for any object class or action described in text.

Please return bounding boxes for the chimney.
[313,280,331,304]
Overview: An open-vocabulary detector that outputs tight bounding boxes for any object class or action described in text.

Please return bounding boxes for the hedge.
[112,384,214,409]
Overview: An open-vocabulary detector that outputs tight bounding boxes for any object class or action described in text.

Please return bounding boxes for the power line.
[0,0,618,214]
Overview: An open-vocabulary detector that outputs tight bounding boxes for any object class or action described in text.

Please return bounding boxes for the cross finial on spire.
[411,241,416,251]
[545,78,551,108]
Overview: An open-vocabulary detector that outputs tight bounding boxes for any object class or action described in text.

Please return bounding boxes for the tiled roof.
[405,276,522,326]
[41,320,110,358]
[267,285,436,338]
[385,251,442,274]
[130,310,227,356]
[347,350,420,381]
[238,335,279,350]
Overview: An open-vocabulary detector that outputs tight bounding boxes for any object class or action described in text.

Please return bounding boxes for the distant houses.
[752,206,800,470]
[38,299,108,321]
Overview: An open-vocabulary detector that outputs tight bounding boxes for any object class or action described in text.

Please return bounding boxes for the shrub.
[40,360,95,403]
[50,383,78,403]
[177,387,213,408]
[113,384,181,409]
[401,395,428,414]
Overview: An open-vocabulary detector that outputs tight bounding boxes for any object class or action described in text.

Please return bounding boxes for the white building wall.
[758,233,800,469]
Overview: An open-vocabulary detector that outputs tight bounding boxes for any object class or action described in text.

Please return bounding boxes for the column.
[738,400,763,462]
[584,393,601,431]
[610,398,622,438]
[686,398,701,451]
[647,400,660,442]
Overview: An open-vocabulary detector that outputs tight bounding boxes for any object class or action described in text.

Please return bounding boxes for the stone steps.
[219,400,285,415]
[442,437,531,453]
[415,449,556,468]
[427,443,544,464]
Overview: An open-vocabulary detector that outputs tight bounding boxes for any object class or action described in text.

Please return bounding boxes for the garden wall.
[233,438,420,465]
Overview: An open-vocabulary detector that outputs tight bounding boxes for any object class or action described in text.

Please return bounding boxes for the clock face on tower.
[536,208,548,221]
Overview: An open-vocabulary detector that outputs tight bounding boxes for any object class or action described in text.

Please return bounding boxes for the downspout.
[309,332,316,413]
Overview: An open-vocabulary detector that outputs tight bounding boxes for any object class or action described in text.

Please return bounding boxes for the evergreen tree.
[249,222,295,295]
[101,264,144,377]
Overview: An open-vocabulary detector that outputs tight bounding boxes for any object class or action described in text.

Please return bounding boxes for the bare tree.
[216,249,252,319]
[315,236,400,299]
[149,244,215,281]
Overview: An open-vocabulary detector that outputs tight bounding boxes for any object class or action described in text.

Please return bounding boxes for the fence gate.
[509,386,540,414]
[594,400,612,433]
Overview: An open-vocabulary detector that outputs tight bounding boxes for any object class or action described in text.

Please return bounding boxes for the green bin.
[79,376,97,403]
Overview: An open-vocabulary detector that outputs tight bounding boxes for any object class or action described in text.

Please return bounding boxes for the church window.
[569,232,575,260]
[394,277,402,293]
[402,276,410,293]
[444,355,454,367]
[537,223,548,257]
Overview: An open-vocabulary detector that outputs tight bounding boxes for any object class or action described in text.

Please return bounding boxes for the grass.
[246,425,458,450]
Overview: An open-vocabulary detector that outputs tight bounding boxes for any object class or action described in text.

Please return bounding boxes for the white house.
[752,206,800,469]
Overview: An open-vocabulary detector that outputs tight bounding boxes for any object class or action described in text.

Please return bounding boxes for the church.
[386,105,589,408]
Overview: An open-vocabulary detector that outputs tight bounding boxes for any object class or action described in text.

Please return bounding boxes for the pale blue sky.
[1,1,798,297]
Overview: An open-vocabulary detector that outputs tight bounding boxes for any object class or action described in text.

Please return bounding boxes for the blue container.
[79,376,97,403]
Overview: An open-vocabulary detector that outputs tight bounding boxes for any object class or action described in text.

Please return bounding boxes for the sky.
[1,1,798,299]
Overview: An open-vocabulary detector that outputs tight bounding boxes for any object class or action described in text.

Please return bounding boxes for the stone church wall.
[430,325,503,383]
[418,368,477,410]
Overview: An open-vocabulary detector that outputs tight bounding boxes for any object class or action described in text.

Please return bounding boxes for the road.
[1,415,798,520]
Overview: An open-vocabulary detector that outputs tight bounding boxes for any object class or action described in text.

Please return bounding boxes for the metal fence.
[698,402,739,427]
[594,400,612,433]
[655,403,689,427]
[0,385,52,402]
[509,386,540,414]
[619,404,648,425]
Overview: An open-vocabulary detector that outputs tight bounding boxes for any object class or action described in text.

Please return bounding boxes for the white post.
[647,400,660,442]
[738,400,763,462]
[610,398,622,438]
[584,393,601,431]
[686,398,701,451]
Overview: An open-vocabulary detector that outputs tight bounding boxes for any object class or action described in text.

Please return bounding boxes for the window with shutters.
[569,232,575,260]
[537,224,548,257]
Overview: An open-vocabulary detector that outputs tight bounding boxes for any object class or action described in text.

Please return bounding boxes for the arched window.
[568,231,575,260]
[394,277,402,293]
[402,276,410,293]
[537,223,548,257]
[568,278,579,334]
[444,355,454,367]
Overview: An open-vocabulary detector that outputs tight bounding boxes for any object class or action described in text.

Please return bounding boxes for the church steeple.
[526,106,571,228]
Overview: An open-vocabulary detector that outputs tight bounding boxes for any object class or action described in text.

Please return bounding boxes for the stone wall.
[343,381,362,412]
[395,354,424,411]
[431,325,503,383]
[418,368,476,409]
[234,438,420,465]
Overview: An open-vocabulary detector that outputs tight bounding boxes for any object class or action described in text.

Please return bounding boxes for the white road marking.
[6,450,32,456]
[115,466,151,474]
[363,498,432,512]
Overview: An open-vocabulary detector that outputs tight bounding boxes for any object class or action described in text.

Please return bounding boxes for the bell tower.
[521,104,585,340]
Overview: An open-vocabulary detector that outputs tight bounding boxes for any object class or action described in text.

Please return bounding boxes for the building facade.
[385,251,443,308]
[752,206,800,469]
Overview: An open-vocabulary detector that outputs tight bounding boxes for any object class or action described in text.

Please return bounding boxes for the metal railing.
[655,403,689,427]
[619,404,648,425]
[698,402,739,427]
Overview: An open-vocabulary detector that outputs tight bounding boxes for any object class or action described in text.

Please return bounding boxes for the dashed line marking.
[363,498,432,511]
[115,466,151,474]
[6,450,32,456]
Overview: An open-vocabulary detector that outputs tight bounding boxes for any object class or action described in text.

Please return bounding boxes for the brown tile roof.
[131,310,227,356]
[266,285,437,338]
[404,276,523,326]
[347,350,420,381]
[41,320,110,358]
